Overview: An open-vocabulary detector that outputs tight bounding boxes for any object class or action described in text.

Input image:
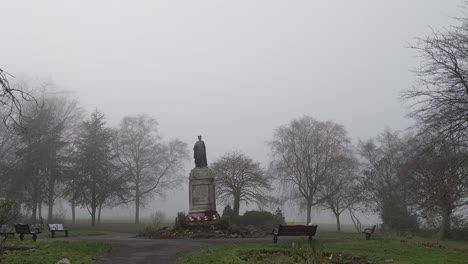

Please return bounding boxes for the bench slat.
[14,224,41,242]
[273,224,318,244]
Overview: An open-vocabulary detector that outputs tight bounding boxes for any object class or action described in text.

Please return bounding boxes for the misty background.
[1,0,462,223]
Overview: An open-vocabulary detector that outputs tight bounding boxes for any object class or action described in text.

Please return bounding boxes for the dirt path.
[62,232,282,264]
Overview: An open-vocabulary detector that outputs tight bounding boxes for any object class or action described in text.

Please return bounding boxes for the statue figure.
[193,135,207,168]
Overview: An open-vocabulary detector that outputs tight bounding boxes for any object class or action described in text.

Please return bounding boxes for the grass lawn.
[177,232,468,264]
[1,239,110,264]
[326,236,468,264]
[0,219,149,263]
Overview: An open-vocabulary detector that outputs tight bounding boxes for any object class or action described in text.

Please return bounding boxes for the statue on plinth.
[193,135,207,168]
[188,135,218,223]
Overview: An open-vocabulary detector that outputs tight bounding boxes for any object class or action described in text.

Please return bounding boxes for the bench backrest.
[48,224,64,231]
[370,225,376,233]
[278,224,318,236]
[14,224,31,233]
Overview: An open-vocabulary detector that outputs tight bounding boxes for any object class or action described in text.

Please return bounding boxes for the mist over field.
[1,0,467,235]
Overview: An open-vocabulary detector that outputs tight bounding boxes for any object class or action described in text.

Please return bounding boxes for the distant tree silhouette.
[212,152,271,217]
[115,114,188,224]
[72,111,125,226]
[269,116,352,224]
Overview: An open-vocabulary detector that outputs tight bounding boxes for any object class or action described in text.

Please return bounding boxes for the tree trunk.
[233,196,241,216]
[135,181,140,224]
[31,201,37,222]
[335,212,341,232]
[31,188,38,222]
[349,208,362,233]
[91,182,96,226]
[71,200,76,224]
[98,204,102,224]
[38,201,42,222]
[47,179,55,221]
[91,205,96,227]
[439,207,452,240]
[306,202,312,224]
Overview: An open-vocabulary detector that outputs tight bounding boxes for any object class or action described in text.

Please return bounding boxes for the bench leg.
[365,233,371,240]
[308,235,313,241]
[51,231,55,238]
[273,234,278,244]
[20,234,24,241]
[65,231,69,237]
[32,234,37,242]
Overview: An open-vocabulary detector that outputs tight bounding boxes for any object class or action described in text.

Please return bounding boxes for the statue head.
[198,135,202,141]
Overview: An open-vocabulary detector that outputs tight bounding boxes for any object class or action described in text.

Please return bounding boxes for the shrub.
[222,205,234,220]
[216,218,230,230]
[137,225,160,237]
[241,211,274,226]
[380,199,419,234]
[272,208,286,226]
[229,215,242,225]
[0,200,20,223]
[175,212,188,230]
[228,224,241,234]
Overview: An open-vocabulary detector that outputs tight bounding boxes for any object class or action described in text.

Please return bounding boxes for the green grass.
[1,219,168,263]
[1,239,110,264]
[177,232,468,264]
[325,236,468,264]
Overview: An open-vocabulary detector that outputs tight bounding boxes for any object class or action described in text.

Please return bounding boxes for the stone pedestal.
[188,167,217,215]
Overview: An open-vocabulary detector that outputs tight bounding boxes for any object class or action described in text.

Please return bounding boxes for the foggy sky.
[1,0,463,223]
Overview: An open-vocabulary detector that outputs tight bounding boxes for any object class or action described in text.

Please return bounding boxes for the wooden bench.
[47,224,70,238]
[272,224,318,243]
[362,225,376,240]
[1,224,15,242]
[14,223,42,242]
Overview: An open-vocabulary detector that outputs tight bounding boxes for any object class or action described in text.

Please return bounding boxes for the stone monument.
[188,136,218,223]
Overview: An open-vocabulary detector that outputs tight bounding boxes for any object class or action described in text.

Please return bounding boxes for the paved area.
[61,232,284,264]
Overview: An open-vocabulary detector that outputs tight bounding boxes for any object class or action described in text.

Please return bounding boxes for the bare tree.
[116,115,188,224]
[348,205,364,233]
[0,118,20,197]
[212,151,271,216]
[406,137,468,239]
[0,69,34,126]
[269,116,351,223]
[359,130,418,232]
[319,156,360,232]
[403,8,468,144]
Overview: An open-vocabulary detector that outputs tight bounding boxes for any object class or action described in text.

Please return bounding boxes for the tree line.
[0,89,189,226]
[209,6,468,240]
[212,112,468,240]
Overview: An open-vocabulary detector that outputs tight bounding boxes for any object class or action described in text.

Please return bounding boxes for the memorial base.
[188,167,217,220]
